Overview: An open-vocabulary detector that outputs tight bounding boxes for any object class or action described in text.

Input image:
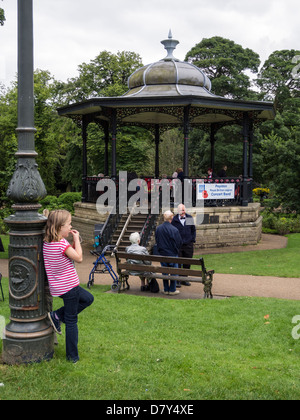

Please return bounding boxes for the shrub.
[263,198,281,211]
[40,195,60,210]
[273,217,291,235]
[57,192,82,213]
[262,211,300,235]
[262,211,277,231]
[40,192,81,214]
[289,216,300,233]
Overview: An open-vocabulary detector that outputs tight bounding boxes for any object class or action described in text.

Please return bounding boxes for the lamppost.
[2,0,54,364]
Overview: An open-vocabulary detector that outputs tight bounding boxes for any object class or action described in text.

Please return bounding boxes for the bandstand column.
[210,124,217,174]
[155,124,160,179]
[183,106,190,178]
[2,0,54,364]
[248,120,254,203]
[111,109,117,181]
[248,120,254,179]
[104,122,109,177]
[81,115,88,203]
[242,112,250,206]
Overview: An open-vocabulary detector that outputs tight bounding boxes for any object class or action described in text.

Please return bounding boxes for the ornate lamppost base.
[2,328,54,365]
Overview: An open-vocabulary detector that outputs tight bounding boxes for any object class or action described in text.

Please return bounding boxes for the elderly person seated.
[126,232,152,292]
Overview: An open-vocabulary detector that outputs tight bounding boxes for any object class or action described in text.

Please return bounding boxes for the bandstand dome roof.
[57,31,275,126]
[125,30,214,98]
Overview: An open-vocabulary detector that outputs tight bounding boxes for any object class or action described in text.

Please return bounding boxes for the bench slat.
[118,263,204,277]
[120,271,204,283]
[115,252,204,267]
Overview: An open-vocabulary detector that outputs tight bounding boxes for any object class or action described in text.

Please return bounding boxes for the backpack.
[149,278,159,293]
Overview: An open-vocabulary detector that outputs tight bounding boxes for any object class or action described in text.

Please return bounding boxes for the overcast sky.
[1,0,299,87]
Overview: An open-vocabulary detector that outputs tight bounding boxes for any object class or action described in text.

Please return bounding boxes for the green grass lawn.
[1,281,300,400]
[196,234,300,278]
[0,233,300,400]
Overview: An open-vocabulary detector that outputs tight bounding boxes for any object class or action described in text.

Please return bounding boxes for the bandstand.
[57,32,275,250]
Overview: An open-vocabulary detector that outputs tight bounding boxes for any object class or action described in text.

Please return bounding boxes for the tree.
[256,49,300,111]
[185,36,260,99]
[0,83,18,198]
[159,129,183,176]
[185,37,262,181]
[260,132,300,212]
[53,50,155,182]
[256,100,300,212]
[56,51,143,104]
[0,70,81,196]
[254,49,300,211]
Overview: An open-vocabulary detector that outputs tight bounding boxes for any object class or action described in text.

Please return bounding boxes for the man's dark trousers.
[179,242,194,269]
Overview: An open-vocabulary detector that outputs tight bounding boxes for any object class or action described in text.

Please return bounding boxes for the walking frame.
[87,245,126,292]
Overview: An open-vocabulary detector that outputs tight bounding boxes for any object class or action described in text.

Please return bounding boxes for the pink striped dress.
[43,238,80,297]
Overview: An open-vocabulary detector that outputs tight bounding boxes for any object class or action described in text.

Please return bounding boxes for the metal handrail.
[97,198,121,251]
[114,204,137,251]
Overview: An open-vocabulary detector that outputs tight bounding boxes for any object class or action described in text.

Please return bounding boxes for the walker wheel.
[111,283,120,293]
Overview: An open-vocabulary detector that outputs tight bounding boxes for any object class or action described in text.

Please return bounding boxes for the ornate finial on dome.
[161,30,179,61]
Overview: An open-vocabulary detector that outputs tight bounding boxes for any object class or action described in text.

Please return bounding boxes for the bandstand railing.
[83,176,252,207]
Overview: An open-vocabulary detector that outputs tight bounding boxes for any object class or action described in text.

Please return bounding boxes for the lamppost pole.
[2,0,54,364]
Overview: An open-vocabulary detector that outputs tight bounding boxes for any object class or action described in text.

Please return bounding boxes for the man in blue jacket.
[171,204,196,287]
[155,211,182,295]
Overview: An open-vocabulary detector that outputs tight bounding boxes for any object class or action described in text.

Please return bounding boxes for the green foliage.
[0,70,82,197]
[185,36,260,99]
[159,129,183,176]
[186,43,300,213]
[262,211,300,235]
[116,127,154,175]
[84,124,154,177]
[256,50,300,106]
[0,84,18,195]
[58,192,82,213]
[189,125,251,178]
[56,51,143,104]
[259,131,300,213]
[40,192,81,214]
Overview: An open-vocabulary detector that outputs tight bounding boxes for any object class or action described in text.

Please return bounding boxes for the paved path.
[1,234,299,301]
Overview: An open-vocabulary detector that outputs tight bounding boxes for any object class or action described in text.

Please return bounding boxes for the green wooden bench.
[115,252,214,299]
